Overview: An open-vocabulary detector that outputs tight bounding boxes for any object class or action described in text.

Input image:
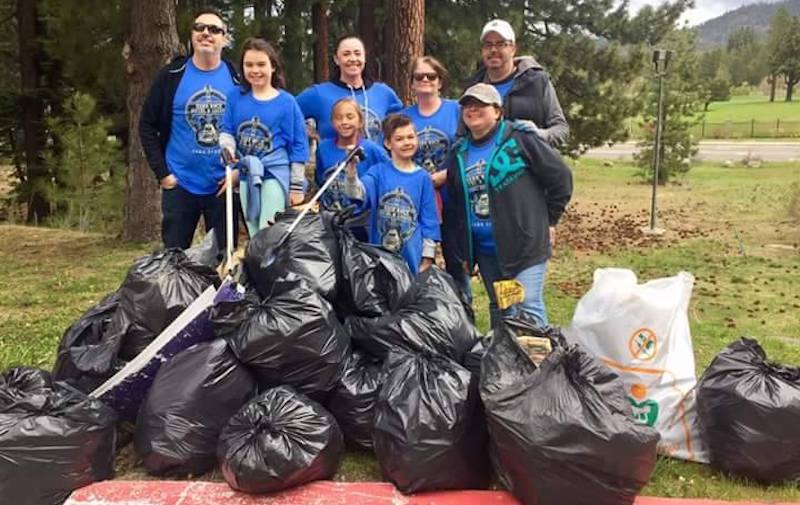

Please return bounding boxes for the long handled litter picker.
[221,148,237,277]
[261,144,366,267]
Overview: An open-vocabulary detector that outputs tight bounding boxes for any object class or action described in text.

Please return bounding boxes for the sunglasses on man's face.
[413,72,439,82]
[192,22,225,35]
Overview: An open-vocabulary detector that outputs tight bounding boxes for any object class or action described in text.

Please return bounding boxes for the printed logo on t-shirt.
[319,166,349,211]
[466,159,490,219]
[415,125,450,174]
[378,187,417,253]
[185,85,227,148]
[237,116,273,158]
[363,107,382,140]
[488,138,526,191]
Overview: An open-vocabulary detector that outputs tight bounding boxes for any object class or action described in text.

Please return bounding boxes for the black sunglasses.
[413,72,439,82]
[192,22,225,35]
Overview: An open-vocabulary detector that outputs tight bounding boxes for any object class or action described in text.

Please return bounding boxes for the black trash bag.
[327,351,386,450]
[245,209,340,302]
[373,348,490,494]
[0,367,116,505]
[337,234,413,317]
[217,385,345,494]
[212,276,349,396]
[184,228,221,268]
[480,323,660,505]
[697,337,800,483]
[115,249,220,360]
[52,292,128,393]
[0,367,53,401]
[134,339,257,476]
[345,267,478,363]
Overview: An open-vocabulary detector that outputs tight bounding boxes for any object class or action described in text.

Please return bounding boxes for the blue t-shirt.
[221,88,309,164]
[402,99,460,174]
[359,162,440,275]
[491,78,514,100]
[296,81,403,142]
[316,138,389,212]
[464,134,498,254]
[166,60,237,195]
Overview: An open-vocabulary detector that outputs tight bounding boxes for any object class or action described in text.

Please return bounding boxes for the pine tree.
[46,92,123,232]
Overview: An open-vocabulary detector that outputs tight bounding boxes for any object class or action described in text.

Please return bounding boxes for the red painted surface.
[65,480,795,505]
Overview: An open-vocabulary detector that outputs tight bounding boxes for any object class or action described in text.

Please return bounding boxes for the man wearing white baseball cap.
[466,19,569,147]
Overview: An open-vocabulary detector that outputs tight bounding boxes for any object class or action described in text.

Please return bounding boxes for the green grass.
[1,159,799,500]
[627,93,800,138]
[704,94,800,123]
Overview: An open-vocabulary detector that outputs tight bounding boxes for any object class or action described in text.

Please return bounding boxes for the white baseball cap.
[481,19,515,43]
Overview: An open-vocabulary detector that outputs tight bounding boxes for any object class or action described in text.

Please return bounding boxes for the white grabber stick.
[221,148,236,276]
[264,144,366,266]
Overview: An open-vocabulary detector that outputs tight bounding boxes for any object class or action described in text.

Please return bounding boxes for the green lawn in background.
[703,94,800,124]
[0,159,798,500]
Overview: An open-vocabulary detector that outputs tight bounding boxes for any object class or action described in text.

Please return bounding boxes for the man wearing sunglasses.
[139,9,239,251]
[465,19,569,148]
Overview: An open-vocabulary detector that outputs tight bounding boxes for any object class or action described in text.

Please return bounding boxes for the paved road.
[584,140,800,162]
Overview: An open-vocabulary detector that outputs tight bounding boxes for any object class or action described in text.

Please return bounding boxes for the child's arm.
[343,158,368,203]
[288,98,310,204]
[419,173,441,272]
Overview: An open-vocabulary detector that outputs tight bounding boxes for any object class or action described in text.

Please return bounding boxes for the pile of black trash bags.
[3,210,799,505]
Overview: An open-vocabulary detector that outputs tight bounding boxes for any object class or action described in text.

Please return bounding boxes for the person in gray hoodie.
[466,19,569,147]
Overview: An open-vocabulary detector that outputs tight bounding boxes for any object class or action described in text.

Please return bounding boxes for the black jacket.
[138,55,239,181]
[466,56,569,147]
[442,121,573,277]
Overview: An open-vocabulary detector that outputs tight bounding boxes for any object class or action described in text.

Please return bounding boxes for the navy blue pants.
[161,185,234,252]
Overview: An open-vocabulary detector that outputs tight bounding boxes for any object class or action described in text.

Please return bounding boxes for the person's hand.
[289,191,305,206]
[160,174,178,190]
[512,119,544,139]
[216,169,240,197]
[430,170,447,188]
[221,147,238,166]
[549,226,556,248]
[419,257,433,273]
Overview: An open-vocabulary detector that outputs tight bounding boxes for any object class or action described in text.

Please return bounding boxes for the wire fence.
[628,119,800,139]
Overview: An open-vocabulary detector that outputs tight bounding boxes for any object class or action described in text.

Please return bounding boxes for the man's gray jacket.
[466,56,569,147]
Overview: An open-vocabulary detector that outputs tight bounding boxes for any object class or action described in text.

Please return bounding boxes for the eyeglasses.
[192,22,226,35]
[481,41,513,50]
[413,72,439,82]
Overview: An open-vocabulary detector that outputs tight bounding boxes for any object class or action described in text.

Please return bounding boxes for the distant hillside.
[697,0,800,49]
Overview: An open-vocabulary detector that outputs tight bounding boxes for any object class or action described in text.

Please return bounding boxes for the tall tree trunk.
[312,0,329,82]
[769,73,776,102]
[17,0,49,224]
[358,0,379,80]
[386,0,424,104]
[283,0,305,93]
[122,0,180,242]
[787,80,795,102]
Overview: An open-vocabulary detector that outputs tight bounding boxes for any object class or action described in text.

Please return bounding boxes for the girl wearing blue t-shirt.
[297,35,403,142]
[344,114,440,276]
[316,98,389,241]
[220,38,308,236]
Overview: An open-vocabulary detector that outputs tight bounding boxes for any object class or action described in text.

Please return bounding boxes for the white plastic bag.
[565,268,708,463]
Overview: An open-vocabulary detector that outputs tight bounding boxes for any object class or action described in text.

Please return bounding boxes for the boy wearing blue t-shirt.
[344,114,440,275]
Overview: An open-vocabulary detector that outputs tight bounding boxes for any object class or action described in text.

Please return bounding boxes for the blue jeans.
[476,252,548,329]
